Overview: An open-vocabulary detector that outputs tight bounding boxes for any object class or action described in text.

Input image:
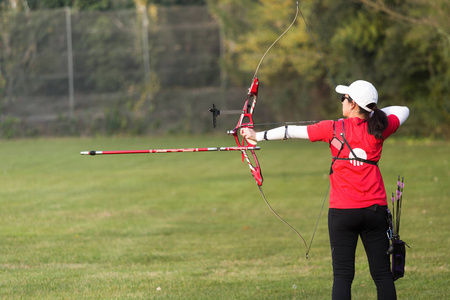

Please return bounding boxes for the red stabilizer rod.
[80,146,260,155]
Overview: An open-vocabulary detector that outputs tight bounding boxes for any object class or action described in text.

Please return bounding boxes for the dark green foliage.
[150,0,206,5]
[26,0,135,11]
[209,0,449,138]
[23,0,205,11]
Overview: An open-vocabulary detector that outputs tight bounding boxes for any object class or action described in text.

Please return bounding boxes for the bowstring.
[306,182,330,257]
[298,4,336,88]
[251,120,319,127]
[297,2,337,256]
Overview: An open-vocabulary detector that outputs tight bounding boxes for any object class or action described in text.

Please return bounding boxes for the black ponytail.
[366,103,388,139]
[348,98,389,140]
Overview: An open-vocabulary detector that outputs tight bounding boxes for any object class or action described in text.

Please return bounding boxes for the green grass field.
[0,136,448,299]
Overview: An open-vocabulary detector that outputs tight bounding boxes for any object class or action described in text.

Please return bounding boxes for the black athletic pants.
[328,206,396,300]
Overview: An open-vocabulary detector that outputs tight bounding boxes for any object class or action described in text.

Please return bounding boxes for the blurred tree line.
[0,0,448,138]
[0,0,205,11]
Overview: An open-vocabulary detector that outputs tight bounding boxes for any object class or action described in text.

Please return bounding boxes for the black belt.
[364,204,388,214]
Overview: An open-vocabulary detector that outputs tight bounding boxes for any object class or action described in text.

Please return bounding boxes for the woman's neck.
[348,110,367,119]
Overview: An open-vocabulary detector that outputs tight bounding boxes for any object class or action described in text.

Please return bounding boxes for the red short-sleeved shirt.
[307,115,400,209]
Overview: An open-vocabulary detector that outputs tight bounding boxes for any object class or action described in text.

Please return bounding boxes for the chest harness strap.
[329,121,378,174]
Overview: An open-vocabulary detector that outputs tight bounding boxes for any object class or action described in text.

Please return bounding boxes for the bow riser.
[229,77,263,186]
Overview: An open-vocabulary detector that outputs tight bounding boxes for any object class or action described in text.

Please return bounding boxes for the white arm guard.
[256,125,309,141]
[381,106,410,125]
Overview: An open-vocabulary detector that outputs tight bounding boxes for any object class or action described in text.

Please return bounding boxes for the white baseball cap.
[335,80,378,112]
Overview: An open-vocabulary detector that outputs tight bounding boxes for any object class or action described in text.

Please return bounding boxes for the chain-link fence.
[0,6,252,137]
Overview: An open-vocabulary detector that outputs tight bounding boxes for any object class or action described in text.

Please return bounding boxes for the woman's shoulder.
[307,120,335,142]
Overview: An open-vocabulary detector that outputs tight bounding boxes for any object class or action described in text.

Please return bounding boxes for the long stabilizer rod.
[80,146,260,155]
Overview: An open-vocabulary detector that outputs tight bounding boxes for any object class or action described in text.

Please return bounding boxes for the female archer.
[241,80,409,300]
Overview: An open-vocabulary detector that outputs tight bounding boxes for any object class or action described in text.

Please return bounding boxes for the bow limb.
[258,185,309,256]
[231,0,299,186]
